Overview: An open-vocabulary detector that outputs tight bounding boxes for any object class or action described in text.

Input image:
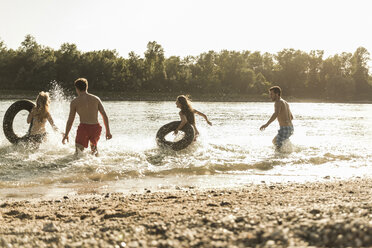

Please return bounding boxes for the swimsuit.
[27,133,46,143]
[75,123,102,148]
[28,118,47,143]
[276,126,294,148]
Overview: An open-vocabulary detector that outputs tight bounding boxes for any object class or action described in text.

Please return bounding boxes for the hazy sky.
[1,0,372,59]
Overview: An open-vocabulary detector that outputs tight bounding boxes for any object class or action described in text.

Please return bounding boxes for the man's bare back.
[72,93,100,124]
[62,78,112,155]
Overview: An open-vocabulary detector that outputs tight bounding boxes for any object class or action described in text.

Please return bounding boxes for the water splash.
[0,99,371,193]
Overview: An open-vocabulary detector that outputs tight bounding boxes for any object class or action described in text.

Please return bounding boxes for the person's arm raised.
[194,109,212,126]
[62,101,76,144]
[98,99,112,140]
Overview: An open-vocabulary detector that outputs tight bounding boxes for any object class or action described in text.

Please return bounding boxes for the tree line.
[0,34,371,100]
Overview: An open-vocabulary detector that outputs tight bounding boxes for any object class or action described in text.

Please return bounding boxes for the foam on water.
[0,84,371,197]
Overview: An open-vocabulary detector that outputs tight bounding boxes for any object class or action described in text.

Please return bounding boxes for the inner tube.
[156,121,195,151]
[3,100,35,144]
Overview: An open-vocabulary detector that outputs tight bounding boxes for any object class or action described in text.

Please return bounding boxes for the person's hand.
[207,120,212,126]
[62,134,69,144]
[260,124,268,131]
[173,130,178,135]
[106,132,112,140]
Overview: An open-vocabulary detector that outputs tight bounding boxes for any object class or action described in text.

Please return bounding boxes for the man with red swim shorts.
[62,78,112,155]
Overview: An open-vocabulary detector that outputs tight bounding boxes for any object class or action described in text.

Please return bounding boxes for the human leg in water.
[90,144,99,157]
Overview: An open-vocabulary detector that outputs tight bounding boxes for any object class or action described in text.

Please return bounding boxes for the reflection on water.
[0,85,371,197]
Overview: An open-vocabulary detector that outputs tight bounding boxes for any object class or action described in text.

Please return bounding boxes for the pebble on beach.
[1,179,372,247]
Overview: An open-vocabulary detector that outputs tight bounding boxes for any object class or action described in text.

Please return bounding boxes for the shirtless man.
[260,86,293,150]
[62,78,112,155]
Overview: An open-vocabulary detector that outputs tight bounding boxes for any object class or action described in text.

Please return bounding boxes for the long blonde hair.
[33,91,50,122]
[177,95,195,125]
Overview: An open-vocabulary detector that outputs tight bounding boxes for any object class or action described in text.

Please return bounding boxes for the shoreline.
[0,90,371,103]
[1,177,372,247]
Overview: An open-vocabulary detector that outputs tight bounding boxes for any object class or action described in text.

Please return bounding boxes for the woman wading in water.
[174,95,212,140]
[27,91,59,144]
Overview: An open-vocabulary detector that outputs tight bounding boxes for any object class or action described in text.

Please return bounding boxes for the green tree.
[306,50,324,97]
[164,56,192,92]
[55,43,81,87]
[0,39,12,87]
[144,41,166,91]
[125,51,145,91]
[193,51,220,92]
[274,49,308,96]
[321,53,355,100]
[80,49,118,90]
[251,72,270,95]
[351,47,371,95]
[14,35,56,90]
[215,50,246,93]
[0,37,370,100]
[239,68,256,93]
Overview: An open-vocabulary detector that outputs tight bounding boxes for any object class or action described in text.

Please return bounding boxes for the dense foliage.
[0,35,371,100]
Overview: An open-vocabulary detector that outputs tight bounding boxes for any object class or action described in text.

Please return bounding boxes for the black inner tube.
[156,121,195,151]
[3,100,35,144]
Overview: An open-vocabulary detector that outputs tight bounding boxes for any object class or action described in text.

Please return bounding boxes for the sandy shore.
[1,178,372,247]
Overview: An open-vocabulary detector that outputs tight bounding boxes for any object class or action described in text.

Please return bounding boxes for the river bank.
[1,178,372,247]
[0,89,266,102]
[1,89,371,103]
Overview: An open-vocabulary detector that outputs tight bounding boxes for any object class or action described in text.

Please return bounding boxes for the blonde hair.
[177,95,195,125]
[33,91,50,122]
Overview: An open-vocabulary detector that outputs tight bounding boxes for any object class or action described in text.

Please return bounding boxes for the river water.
[0,87,371,198]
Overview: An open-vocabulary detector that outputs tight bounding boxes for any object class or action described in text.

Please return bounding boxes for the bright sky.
[1,0,372,60]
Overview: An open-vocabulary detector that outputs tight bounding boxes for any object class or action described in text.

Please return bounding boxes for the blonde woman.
[27,91,59,143]
[174,95,212,140]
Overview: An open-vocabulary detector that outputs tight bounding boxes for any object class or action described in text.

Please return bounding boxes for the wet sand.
[1,178,372,247]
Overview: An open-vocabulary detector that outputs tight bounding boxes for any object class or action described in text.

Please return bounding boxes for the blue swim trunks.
[276,126,294,148]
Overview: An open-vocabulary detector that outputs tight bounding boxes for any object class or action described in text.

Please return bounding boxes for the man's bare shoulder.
[278,98,289,106]
[70,97,79,105]
[274,100,282,106]
[87,93,101,102]
[280,98,289,104]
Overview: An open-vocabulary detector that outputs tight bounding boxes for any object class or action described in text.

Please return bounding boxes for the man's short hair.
[269,86,281,96]
[74,78,88,91]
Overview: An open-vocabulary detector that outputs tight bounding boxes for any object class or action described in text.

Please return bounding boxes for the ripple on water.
[0,91,371,191]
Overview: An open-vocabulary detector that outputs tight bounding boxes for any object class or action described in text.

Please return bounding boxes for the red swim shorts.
[75,123,102,148]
